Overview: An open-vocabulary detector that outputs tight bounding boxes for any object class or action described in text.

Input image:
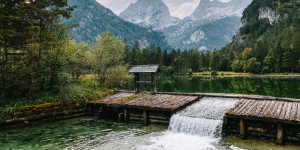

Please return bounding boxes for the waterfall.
[168,97,239,138]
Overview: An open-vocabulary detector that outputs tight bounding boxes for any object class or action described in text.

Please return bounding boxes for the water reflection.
[120,76,300,99]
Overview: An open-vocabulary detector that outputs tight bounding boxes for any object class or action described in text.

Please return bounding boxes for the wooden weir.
[87,91,300,144]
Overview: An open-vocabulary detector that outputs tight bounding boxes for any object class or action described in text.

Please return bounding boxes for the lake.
[1,75,300,150]
[1,117,299,150]
[120,75,300,99]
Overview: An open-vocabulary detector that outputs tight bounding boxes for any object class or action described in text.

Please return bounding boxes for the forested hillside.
[65,0,171,50]
[221,0,300,73]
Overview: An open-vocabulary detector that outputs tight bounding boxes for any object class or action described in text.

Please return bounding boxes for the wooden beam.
[98,106,103,119]
[118,113,124,122]
[151,73,157,94]
[124,108,129,122]
[276,123,284,144]
[88,106,94,117]
[143,110,149,125]
[239,119,246,139]
[134,73,140,93]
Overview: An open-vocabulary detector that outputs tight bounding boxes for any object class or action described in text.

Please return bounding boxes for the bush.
[211,71,218,76]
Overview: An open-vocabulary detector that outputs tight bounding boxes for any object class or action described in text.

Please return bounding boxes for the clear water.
[1,97,299,150]
[119,76,300,99]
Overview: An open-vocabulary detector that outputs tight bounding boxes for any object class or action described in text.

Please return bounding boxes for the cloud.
[96,0,137,15]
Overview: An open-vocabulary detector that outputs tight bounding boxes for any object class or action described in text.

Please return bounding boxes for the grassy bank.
[0,79,114,121]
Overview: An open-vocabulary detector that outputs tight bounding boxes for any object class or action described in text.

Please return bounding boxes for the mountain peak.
[188,0,253,21]
[119,0,180,30]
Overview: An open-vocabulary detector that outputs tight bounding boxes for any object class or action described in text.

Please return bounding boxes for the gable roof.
[129,65,159,73]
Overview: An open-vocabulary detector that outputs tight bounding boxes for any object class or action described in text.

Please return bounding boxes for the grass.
[0,79,114,121]
[117,94,146,104]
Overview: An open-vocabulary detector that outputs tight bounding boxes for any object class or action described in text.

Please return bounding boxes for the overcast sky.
[97,0,231,19]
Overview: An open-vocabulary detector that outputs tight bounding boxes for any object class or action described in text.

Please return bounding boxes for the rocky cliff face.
[258,7,281,25]
[188,0,252,21]
[119,0,180,30]
[120,0,253,50]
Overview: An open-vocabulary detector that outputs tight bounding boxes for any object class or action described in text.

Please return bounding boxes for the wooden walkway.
[88,92,199,112]
[226,99,300,124]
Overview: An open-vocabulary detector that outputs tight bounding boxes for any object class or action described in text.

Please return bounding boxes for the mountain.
[119,0,180,30]
[162,0,253,50]
[187,0,252,21]
[65,0,171,49]
[163,16,242,50]
[223,0,300,73]
[119,0,253,50]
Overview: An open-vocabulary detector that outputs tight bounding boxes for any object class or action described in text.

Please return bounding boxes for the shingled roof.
[129,65,159,73]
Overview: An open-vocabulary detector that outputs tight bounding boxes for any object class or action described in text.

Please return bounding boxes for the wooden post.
[276,123,284,144]
[151,73,157,94]
[98,106,103,119]
[88,106,94,117]
[124,108,129,122]
[134,73,140,93]
[143,110,149,125]
[239,119,246,139]
[118,113,124,122]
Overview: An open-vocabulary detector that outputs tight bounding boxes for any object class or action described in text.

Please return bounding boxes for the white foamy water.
[66,97,240,150]
[141,97,240,150]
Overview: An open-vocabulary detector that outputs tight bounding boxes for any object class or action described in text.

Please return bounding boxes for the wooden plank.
[238,100,256,115]
[242,100,260,116]
[262,100,276,117]
[289,102,298,121]
[258,100,272,117]
[230,99,249,114]
[284,102,293,120]
[296,103,300,121]
[279,102,288,120]
[273,101,284,119]
[254,100,267,116]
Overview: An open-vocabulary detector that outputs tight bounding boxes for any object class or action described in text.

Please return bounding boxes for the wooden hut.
[129,65,159,94]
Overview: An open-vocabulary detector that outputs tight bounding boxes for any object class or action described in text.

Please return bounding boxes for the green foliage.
[90,32,129,87]
[65,0,171,50]
[220,0,300,74]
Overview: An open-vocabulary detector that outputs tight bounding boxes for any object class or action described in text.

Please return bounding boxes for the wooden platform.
[226,99,300,124]
[88,92,199,112]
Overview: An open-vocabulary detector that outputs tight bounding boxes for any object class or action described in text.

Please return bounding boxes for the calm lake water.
[120,75,300,99]
[0,117,299,150]
[1,76,300,150]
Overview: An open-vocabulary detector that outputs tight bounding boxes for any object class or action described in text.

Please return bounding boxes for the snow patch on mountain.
[119,0,180,30]
[188,0,253,21]
[183,30,206,44]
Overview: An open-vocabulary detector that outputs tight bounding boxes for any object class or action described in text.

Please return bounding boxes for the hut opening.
[129,65,159,94]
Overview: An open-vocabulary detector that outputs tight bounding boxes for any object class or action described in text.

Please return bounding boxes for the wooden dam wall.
[87,91,300,144]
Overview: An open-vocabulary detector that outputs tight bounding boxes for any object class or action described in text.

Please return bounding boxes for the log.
[143,110,149,125]
[240,119,246,139]
[98,106,103,119]
[276,123,284,144]
[124,108,129,122]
